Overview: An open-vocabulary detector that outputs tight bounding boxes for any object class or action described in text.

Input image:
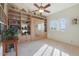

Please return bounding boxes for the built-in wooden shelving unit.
[8,5,21,29]
[7,4,47,43]
[0,3,8,41]
[0,4,7,25]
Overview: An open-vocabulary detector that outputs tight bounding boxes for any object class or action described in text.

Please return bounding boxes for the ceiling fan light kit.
[39,9,44,13]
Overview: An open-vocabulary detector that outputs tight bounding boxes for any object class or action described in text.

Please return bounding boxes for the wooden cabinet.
[31,17,47,40]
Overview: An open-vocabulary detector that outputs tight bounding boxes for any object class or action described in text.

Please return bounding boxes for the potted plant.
[2,25,19,51]
[2,25,19,40]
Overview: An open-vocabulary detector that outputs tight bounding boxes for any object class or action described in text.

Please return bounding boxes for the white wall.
[47,4,79,47]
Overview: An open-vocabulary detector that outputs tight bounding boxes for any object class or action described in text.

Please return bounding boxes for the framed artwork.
[72,18,77,24]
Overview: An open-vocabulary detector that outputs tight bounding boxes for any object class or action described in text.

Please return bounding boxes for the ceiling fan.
[32,3,51,15]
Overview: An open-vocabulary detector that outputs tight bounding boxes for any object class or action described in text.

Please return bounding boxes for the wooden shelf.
[31,15,46,20]
[8,13,20,17]
[8,7,20,14]
[21,11,28,16]
[8,19,20,21]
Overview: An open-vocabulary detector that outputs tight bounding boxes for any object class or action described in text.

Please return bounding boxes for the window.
[50,20,57,30]
[60,18,65,30]
[49,18,66,31]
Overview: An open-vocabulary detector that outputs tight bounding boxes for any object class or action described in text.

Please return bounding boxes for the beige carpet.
[1,39,79,56]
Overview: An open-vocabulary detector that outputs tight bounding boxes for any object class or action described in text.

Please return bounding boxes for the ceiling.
[14,3,78,16]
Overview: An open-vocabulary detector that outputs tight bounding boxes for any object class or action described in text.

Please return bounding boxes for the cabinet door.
[31,18,45,40]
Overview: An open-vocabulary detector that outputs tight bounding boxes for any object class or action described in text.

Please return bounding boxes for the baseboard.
[48,38,79,48]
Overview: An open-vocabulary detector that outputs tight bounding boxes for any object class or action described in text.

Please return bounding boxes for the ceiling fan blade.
[44,4,51,9]
[32,10,38,12]
[44,10,50,13]
[34,3,39,8]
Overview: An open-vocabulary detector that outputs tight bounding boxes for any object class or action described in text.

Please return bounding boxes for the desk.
[2,38,18,56]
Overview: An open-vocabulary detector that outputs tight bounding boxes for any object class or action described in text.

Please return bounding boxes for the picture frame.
[72,18,77,24]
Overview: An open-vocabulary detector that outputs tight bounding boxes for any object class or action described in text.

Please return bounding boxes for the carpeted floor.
[1,39,79,56]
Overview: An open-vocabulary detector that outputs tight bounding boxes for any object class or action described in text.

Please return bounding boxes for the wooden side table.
[2,38,18,56]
